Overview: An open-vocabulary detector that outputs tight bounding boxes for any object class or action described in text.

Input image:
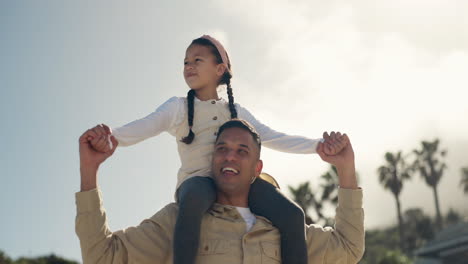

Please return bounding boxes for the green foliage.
[0,251,78,264]
[445,208,462,226]
[360,228,401,264]
[288,165,350,226]
[319,166,339,206]
[288,181,317,224]
[402,208,435,255]
[0,250,13,264]
[460,167,468,194]
[361,207,465,263]
[377,250,412,264]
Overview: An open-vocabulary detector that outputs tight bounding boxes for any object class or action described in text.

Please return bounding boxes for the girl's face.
[183,44,225,91]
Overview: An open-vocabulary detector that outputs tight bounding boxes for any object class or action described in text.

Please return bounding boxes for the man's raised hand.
[317,132,357,189]
[79,126,118,170]
[322,131,348,156]
[86,124,113,153]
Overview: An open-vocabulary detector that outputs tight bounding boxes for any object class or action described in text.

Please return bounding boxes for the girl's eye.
[195,58,201,62]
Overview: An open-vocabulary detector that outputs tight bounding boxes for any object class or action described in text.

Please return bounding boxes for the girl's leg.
[173,176,216,264]
[249,177,308,264]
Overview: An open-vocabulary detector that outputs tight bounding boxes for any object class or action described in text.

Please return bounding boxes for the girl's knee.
[178,177,216,203]
[287,203,305,220]
[179,190,215,209]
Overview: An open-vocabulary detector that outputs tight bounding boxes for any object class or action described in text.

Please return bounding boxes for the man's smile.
[222,167,239,177]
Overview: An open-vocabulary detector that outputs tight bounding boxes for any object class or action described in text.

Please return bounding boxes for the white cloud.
[212,0,468,227]
[353,0,468,52]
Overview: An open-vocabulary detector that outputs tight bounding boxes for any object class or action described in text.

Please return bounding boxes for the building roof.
[416,220,468,259]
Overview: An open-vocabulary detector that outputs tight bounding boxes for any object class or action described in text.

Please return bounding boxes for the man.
[76,120,364,263]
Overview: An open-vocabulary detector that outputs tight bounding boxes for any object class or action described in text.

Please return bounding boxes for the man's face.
[212,127,263,195]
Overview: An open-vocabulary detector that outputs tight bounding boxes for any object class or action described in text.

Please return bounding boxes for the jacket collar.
[209,203,276,230]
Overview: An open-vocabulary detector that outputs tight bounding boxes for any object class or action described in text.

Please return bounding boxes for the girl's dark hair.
[181,38,238,144]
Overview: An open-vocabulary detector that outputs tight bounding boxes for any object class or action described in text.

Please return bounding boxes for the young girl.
[90,35,345,264]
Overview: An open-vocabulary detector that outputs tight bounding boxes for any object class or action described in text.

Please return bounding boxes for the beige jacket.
[75,188,364,264]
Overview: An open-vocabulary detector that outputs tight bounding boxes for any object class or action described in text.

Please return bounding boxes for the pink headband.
[200,35,230,70]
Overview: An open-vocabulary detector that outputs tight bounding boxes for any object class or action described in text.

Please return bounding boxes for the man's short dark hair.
[215,119,261,152]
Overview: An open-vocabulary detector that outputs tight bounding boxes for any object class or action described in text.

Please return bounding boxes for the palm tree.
[461,167,468,195]
[288,181,317,225]
[319,165,361,226]
[289,166,340,226]
[320,165,360,205]
[317,166,340,226]
[413,139,446,230]
[289,166,361,226]
[378,151,412,252]
[320,166,339,206]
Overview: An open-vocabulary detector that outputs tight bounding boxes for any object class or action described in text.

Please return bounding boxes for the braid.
[181,89,195,144]
[221,72,237,119]
[186,37,236,132]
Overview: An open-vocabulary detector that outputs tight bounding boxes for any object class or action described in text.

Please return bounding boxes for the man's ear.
[255,160,263,177]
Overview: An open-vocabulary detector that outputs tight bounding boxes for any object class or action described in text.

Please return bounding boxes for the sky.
[1,0,468,262]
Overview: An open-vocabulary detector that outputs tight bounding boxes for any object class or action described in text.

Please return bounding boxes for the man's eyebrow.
[239,144,250,149]
[215,142,250,149]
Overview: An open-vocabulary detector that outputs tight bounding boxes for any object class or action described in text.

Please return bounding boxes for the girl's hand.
[86,124,113,153]
[80,132,118,169]
[322,131,348,156]
[79,130,118,191]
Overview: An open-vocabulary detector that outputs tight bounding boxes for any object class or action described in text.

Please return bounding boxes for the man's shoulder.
[147,203,179,226]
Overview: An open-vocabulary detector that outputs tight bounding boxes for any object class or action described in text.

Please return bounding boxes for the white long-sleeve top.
[113,96,322,189]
